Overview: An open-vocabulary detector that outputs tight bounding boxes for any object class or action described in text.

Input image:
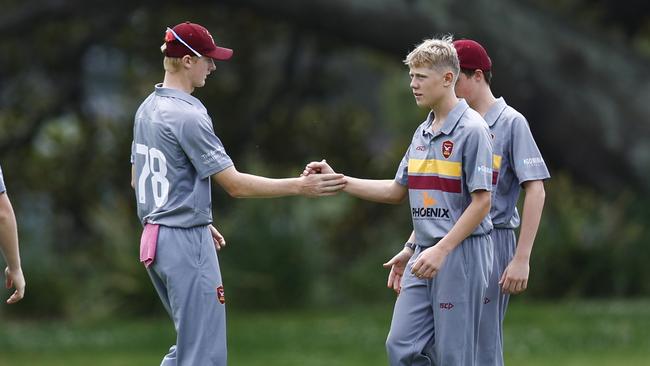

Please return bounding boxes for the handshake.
[298,159,346,197]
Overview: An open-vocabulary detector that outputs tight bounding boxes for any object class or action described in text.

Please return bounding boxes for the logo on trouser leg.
[484,297,491,304]
[217,285,225,304]
[439,302,454,310]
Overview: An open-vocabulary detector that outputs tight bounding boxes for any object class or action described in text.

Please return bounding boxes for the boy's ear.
[443,71,455,87]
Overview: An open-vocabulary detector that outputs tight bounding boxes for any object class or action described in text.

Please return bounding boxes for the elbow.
[474,191,491,217]
[385,191,407,205]
[384,184,408,204]
[537,184,546,202]
[483,194,492,216]
[0,208,15,227]
[224,185,245,198]
[0,196,14,223]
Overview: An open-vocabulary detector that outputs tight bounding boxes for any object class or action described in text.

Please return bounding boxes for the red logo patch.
[217,285,225,304]
[442,141,454,159]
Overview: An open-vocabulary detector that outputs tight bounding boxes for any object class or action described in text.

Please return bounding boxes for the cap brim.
[205,46,233,61]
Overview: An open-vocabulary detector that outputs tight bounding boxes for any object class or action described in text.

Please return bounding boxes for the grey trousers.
[477,228,516,366]
[146,225,227,366]
[386,235,493,366]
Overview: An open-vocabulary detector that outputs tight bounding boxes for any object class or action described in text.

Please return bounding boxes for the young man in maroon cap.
[131,21,346,366]
[453,39,549,365]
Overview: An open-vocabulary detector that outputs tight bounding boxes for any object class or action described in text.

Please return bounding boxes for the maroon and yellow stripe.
[492,155,502,185]
[408,159,461,193]
[408,175,461,193]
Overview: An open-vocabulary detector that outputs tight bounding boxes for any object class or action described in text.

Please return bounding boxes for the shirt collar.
[483,97,508,127]
[422,99,470,137]
[154,83,203,107]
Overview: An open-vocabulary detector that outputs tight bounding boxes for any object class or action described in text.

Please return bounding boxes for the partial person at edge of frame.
[0,163,25,304]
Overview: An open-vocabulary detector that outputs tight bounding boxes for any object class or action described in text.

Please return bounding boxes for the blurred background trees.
[0,0,649,320]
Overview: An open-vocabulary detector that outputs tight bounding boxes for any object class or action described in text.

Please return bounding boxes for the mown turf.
[0,300,648,365]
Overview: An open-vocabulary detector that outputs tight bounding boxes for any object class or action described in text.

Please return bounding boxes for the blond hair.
[160,43,197,72]
[404,35,460,82]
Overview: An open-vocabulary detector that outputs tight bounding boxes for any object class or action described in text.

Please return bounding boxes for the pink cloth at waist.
[139,223,160,268]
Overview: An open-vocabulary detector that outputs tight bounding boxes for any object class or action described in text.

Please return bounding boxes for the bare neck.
[471,85,497,117]
[430,93,459,130]
[162,72,194,94]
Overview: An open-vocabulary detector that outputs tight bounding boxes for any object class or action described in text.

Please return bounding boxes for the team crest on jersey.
[217,285,225,304]
[442,140,454,159]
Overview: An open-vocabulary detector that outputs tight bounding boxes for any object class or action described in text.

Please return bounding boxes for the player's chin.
[414,99,429,108]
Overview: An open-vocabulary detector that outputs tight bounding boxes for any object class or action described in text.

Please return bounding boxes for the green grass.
[0,300,648,365]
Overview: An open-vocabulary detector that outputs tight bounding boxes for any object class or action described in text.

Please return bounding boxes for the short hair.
[460,68,493,86]
[404,35,460,83]
[160,43,197,72]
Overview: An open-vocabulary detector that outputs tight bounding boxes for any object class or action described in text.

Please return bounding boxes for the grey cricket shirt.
[131,84,233,227]
[395,99,494,246]
[486,98,550,229]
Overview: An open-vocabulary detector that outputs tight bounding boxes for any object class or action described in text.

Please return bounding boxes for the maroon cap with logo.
[453,39,491,72]
[164,21,233,60]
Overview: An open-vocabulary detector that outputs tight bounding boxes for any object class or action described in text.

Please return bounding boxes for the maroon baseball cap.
[163,21,233,60]
[453,39,491,72]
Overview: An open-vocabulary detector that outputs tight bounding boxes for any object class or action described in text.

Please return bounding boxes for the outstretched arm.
[304,160,408,204]
[212,166,346,198]
[0,193,24,304]
[500,180,545,294]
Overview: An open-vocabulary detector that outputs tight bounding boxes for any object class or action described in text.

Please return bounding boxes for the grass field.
[0,299,648,365]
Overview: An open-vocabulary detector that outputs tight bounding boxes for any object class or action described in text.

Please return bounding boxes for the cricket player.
[131,21,346,366]
[0,164,25,304]
[305,36,494,366]
[453,39,549,365]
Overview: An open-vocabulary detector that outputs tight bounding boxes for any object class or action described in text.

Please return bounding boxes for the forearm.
[343,177,406,204]
[514,181,546,260]
[218,172,300,198]
[0,195,20,270]
[437,191,491,253]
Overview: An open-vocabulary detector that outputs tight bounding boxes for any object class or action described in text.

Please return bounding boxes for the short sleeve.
[463,124,493,192]
[130,141,135,164]
[511,117,550,184]
[0,164,6,193]
[178,117,234,179]
[394,145,411,186]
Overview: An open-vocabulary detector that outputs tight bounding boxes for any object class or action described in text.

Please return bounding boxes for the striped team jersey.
[131,85,233,228]
[396,99,493,246]
[0,164,5,193]
[487,97,550,229]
